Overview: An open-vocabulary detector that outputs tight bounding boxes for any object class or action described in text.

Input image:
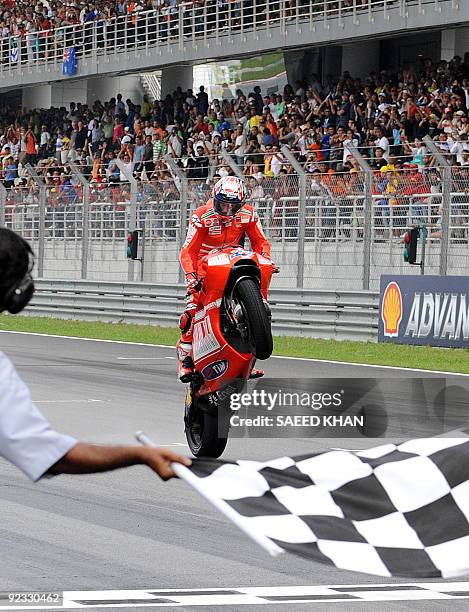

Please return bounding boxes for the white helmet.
[212,176,246,218]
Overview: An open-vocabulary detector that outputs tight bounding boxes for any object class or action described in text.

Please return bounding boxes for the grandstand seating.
[0,0,464,83]
[1,52,468,182]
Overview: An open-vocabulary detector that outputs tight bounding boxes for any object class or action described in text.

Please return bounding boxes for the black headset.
[1,242,35,315]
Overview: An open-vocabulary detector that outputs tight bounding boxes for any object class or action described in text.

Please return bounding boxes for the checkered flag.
[183,437,469,578]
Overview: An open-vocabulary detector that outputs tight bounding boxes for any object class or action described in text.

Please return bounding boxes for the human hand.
[141,447,192,481]
[185,272,200,294]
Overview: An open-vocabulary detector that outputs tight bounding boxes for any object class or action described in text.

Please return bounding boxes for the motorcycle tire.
[185,393,228,458]
[234,277,273,360]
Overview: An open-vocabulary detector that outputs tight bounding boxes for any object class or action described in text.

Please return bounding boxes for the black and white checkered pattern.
[190,438,469,578]
[4,584,469,608]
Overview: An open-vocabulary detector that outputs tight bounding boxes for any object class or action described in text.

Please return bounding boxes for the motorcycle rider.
[177,175,271,382]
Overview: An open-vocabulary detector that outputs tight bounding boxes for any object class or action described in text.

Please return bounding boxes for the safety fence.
[27,279,379,341]
[0,0,450,75]
[1,140,468,290]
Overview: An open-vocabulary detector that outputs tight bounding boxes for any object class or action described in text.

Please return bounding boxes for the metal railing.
[26,279,379,341]
[2,151,468,290]
[0,0,448,77]
[140,72,162,102]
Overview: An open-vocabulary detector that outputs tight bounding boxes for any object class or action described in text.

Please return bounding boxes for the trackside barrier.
[24,280,379,341]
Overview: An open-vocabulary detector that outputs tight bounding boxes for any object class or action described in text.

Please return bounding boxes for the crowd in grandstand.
[0,0,397,65]
[2,53,469,239]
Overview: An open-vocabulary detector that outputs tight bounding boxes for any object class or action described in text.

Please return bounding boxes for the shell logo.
[381,281,403,338]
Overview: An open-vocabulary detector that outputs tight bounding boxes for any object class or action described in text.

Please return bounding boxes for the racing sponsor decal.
[230,248,253,260]
[191,214,203,227]
[194,298,222,322]
[257,254,271,265]
[193,316,221,360]
[201,209,216,219]
[381,281,403,338]
[183,224,197,248]
[404,292,469,340]
[208,253,230,266]
[235,214,250,229]
[201,359,229,380]
[379,275,469,347]
[206,298,222,312]
[208,225,222,235]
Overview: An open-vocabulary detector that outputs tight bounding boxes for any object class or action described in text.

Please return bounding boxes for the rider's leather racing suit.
[177,198,271,378]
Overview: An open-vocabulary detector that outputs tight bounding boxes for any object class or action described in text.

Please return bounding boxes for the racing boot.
[176,340,194,383]
[249,368,265,379]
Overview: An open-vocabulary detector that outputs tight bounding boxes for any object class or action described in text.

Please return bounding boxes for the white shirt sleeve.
[0,352,77,482]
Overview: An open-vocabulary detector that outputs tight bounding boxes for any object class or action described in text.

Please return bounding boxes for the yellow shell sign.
[381,281,403,338]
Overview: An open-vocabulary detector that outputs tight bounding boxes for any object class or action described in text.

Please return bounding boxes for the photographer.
[0,228,191,481]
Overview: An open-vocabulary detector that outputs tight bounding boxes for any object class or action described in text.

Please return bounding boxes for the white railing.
[0,0,444,77]
[140,72,162,102]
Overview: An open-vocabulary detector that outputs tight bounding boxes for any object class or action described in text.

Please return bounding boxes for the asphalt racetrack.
[2,330,469,611]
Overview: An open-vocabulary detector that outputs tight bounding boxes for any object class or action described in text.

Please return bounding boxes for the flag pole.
[135,431,284,558]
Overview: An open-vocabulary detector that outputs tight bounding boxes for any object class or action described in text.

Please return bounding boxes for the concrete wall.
[321,46,342,81]
[341,40,380,78]
[37,240,465,291]
[51,81,88,108]
[283,49,321,86]
[380,32,440,70]
[442,26,469,61]
[441,29,457,62]
[455,27,469,59]
[87,75,144,107]
[21,75,146,109]
[22,85,54,110]
[161,65,193,97]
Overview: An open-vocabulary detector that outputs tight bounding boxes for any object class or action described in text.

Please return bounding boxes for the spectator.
[2,50,469,248]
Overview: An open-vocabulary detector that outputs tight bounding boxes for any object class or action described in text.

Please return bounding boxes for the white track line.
[33,399,106,404]
[116,356,175,360]
[0,583,468,609]
[1,329,468,377]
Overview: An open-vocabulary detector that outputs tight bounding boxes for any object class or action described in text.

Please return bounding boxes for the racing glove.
[261,252,279,273]
[185,272,200,295]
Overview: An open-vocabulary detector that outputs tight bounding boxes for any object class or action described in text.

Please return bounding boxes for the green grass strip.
[0,314,468,375]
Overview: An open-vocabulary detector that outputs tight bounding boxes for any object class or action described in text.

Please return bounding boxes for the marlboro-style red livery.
[177,176,271,382]
[183,244,275,458]
[176,176,276,457]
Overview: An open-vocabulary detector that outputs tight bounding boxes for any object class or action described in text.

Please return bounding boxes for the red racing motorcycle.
[184,245,275,457]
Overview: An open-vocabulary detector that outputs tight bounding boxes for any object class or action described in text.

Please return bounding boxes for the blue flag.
[63,47,77,76]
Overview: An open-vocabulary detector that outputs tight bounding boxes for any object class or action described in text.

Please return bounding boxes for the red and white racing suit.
[177,199,270,365]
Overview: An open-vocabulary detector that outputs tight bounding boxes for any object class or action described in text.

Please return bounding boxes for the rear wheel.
[234,278,273,360]
[185,389,228,458]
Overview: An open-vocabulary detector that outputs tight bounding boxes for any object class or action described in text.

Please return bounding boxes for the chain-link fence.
[1,148,468,289]
[369,167,442,286]
[449,166,469,276]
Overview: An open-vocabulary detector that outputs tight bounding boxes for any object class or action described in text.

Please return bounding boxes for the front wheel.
[234,277,273,360]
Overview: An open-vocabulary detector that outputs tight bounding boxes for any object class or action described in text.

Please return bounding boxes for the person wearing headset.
[0,228,191,481]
